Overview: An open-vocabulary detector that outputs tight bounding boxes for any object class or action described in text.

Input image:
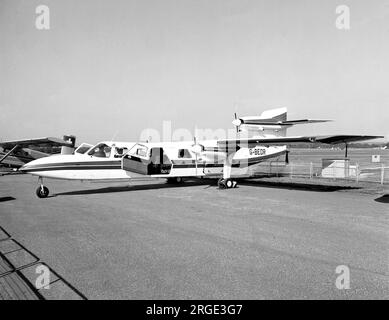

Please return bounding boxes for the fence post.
[309,162,313,179]
[381,164,385,185]
[276,161,279,177]
[356,163,359,184]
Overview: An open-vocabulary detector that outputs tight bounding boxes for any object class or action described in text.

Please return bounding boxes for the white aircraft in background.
[20,108,382,198]
[0,135,76,170]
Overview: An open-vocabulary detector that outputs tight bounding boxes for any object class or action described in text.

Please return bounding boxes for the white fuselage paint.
[20,140,287,181]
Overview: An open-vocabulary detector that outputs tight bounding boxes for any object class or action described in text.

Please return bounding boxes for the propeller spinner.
[190,137,204,154]
[232,113,242,133]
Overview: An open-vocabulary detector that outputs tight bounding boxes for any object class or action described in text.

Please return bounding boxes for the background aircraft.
[0,135,76,172]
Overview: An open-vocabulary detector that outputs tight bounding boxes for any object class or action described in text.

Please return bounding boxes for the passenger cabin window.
[136,148,147,157]
[88,143,112,158]
[178,149,192,158]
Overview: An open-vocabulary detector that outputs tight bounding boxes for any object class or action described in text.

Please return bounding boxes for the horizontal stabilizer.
[239,119,331,126]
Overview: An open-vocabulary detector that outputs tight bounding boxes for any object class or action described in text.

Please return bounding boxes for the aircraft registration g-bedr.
[19,108,382,198]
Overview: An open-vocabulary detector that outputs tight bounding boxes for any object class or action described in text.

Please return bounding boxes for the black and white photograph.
[0,0,388,306]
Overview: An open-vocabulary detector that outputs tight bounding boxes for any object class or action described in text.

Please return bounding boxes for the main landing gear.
[218,178,238,189]
[36,177,49,198]
[166,177,184,184]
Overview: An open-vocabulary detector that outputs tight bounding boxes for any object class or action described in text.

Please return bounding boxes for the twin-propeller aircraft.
[16,108,382,198]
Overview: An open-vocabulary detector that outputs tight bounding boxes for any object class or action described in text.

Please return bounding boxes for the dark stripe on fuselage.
[171,150,287,168]
[22,165,122,173]
[21,160,122,173]
[24,160,121,169]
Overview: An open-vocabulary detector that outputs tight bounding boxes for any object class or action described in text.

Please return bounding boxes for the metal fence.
[248,160,389,185]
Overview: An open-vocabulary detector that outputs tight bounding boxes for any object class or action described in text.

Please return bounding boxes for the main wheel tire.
[175,177,183,183]
[36,186,49,198]
[218,178,226,189]
[167,177,184,184]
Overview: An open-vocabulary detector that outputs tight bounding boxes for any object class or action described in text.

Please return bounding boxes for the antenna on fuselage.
[110,130,119,143]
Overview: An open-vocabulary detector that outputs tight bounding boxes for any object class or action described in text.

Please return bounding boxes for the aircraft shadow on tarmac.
[51,180,214,197]
[374,194,389,203]
[238,179,360,192]
[49,178,361,197]
[0,196,16,203]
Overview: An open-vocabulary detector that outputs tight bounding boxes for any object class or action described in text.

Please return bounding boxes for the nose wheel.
[36,177,49,198]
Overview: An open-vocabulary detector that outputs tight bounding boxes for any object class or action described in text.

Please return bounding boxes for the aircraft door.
[148,148,172,175]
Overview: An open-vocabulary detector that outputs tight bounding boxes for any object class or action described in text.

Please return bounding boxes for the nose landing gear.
[36,177,49,198]
[218,153,238,189]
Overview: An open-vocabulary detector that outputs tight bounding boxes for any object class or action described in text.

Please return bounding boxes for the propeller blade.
[232,112,241,133]
[191,136,204,154]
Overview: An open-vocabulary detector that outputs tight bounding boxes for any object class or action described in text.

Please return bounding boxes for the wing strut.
[223,153,234,180]
[0,145,19,164]
[218,152,238,189]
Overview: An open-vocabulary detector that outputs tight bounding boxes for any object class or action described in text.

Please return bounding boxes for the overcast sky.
[1,0,388,144]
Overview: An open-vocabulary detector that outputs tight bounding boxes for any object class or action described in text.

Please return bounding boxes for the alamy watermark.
[138,120,240,143]
[35,5,50,30]
[335,5,350,30]
[34,4,350,32]
[335,265,350,290]
[35,264,51,290]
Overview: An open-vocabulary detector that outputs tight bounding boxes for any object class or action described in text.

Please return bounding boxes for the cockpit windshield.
[87,143,112,158]
[75,143,94,155]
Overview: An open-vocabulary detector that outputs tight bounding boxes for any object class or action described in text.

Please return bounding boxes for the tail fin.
[254,107,287,123]
[233,107,330,138]
[237,107,288,137]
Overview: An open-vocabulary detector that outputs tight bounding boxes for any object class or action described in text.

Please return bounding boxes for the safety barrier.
[249,160,389,185]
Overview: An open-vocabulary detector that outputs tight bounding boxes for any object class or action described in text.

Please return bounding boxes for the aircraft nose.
[19,163,31,172]
[19,159,38,172]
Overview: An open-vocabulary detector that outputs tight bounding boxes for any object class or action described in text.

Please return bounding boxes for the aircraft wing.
[313,135,384,144]
[217,135,384,150]
[0,137,73,149]
[0,137,75,165]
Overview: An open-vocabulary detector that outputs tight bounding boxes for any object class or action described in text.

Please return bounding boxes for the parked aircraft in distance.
[0,135,76,170]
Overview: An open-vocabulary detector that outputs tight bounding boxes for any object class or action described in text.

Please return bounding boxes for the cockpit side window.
[88,143,112,158]
[128,144,148,158]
